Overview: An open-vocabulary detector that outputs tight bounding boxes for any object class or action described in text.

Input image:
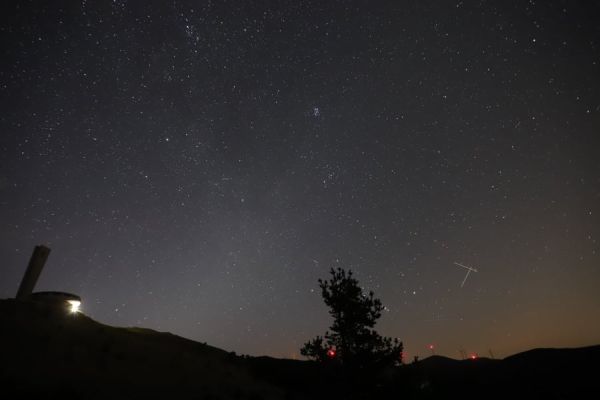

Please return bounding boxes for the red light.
[327,349,336,358]
[470,354,477,360]
[429,344,434,350]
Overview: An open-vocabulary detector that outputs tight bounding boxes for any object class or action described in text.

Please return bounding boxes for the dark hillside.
[411,346,600,399]
[1,298,599,399]
[0,299,281,399]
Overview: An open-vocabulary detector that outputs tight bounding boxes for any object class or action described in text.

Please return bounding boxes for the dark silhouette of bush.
[301,268,403,369]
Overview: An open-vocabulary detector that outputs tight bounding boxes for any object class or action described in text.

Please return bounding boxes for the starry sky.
[1,0,599,360]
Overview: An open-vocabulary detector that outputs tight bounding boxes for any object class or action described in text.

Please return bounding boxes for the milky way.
[1,1,599,359]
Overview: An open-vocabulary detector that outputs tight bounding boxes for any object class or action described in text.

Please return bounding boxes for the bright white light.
[67,300,81,314]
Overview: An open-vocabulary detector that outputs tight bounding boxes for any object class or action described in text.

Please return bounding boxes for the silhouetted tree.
[300,335,329,362]
[301,268,403,369]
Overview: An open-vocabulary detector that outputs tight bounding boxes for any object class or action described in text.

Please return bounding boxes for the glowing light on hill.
[68,300,81,314]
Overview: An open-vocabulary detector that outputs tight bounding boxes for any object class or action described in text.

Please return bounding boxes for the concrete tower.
[16,245,51,300]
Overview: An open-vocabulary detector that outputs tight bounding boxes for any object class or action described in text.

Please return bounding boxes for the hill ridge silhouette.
[1,298,598,399]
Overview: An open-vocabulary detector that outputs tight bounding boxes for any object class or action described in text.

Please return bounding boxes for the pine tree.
[301,268,403,368]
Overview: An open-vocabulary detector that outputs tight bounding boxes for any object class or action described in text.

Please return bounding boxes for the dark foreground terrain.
[1,299,598,399]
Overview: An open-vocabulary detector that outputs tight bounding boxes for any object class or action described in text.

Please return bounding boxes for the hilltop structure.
[16,245,81,313]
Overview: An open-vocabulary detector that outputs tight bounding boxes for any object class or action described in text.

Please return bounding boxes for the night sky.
[1,1,599,360]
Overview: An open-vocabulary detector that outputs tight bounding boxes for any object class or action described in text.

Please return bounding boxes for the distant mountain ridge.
[1,298,598,399]
[414,344,600,399]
